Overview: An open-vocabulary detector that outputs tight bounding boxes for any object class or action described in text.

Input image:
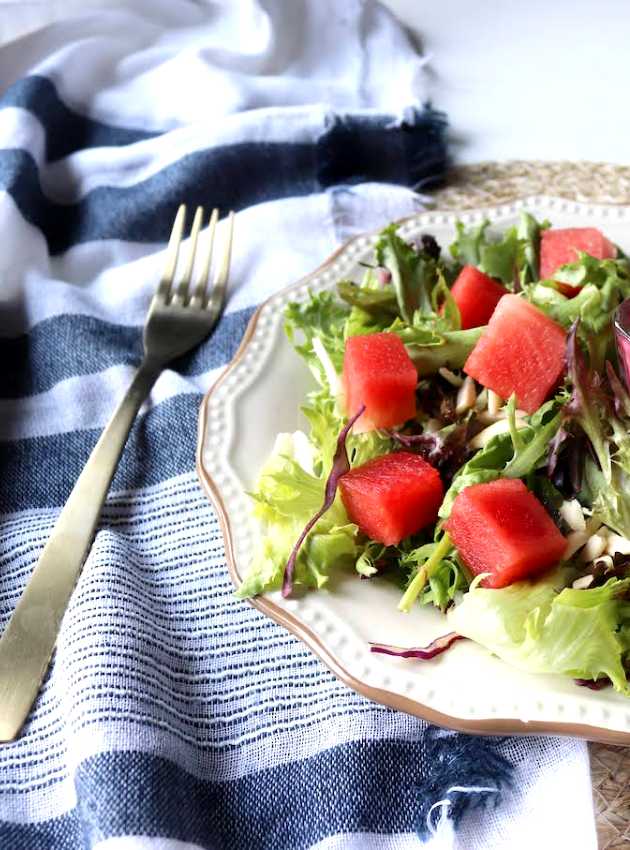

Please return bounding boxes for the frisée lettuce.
[448,570,630,694]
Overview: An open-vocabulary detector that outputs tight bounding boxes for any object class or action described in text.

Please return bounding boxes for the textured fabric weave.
[0,2,596,849]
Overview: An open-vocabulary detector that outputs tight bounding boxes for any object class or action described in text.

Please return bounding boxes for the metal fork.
[0,204,234,742]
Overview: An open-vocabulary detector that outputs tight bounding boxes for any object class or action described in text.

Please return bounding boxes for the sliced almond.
[572,574,595,589]
[455,376,476,414]
[477,407,528,425]
[559,499,586,533]
[487,389,503,417]
[564,531,589,560]
[439,367,464,388]
[605,533,630,557]
[469,417,527,450]
[580,533,608,563]
[475,387,488,411]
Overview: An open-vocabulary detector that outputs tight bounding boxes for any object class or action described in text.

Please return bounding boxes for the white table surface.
[382,0,630,166]
[1,1,628,168]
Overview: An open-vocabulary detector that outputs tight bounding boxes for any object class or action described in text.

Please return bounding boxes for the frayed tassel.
[317,104,448,192]
[415,728,515,843]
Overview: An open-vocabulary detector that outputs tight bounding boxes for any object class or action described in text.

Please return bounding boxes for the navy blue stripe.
[0,306,255,398]
[0,393,201,512]
[0,107,446,255]
[0,741,423,849]
[1,76,157,160]
[319,106,447,190]
[0,733,516,849]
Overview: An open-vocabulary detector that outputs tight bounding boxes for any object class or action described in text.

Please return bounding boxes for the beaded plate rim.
[196,196,630,745]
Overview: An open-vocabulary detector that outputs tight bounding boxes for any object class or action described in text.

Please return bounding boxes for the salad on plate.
[237,212,630,696]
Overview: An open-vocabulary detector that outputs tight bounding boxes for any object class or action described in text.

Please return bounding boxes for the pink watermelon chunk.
[343,333,417,432]
[464,294,566,414]
[540,227,616,296]
[450,265,508,329]
[445,478,566,588]
[339,451,443,546]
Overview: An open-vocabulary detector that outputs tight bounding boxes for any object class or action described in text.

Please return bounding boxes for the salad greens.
[281,404,365,597]
[438,396,564,519]
[238,210,630,696]
[237,432,360,598]
[448,569,630,694]
[450,219,521,285]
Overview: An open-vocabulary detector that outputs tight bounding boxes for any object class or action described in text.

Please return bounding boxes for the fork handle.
[0,359,160,742]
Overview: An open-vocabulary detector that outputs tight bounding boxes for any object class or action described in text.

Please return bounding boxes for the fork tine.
[157,204,186,301]
[206,211,234,320]
[191,208,219,307]
[174,205,203,304]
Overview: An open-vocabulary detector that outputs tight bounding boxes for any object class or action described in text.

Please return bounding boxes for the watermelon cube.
[339,452,443,546]
[464,294,566,414]
[343,332,417,432]
[445,478,566,588]
[540,227,616,296]
[450,265,508,329]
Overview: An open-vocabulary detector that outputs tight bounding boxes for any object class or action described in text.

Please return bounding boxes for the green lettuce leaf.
[527,254,630,369]
[430,271,462,331]
[285,291,349,384]
[301,388,341,474]
[355,541,388,578]
[449,219,489,267]
[565,325,612,481]
[399,325,484,374]
[344,305,389,339]
[588,450,630,540]
[448,570,630,693]
[349,430,393,468]
[450,212,548,288]
[438,432,512,519]
[249,433,322,523]
[398,539,469,611]
[502,396,563,479]
[237,431,361,598]
[376,225,436,322]
[517,211,549,286]
[336,280,399,318]
[340,223,463,345]
[237,516,359,598]
[526,282,601,328]
[439,396,564,518]
[450,219,519,286]
[301,383,393,474]
[562,332,630,538]
[478,226,520,285]
[337,273,401,339]
[238,406,393,599]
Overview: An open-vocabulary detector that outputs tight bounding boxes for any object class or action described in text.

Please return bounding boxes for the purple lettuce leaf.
[390,421,470,483]
[565,321,611,479]
[546,425,570,481]
[282,404,366,598]
[605,359,630,419]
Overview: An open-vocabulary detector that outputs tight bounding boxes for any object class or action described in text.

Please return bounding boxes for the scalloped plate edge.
[196,196,630,745]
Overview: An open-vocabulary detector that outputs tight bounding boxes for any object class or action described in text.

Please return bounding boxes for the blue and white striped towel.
[0,2,598,848]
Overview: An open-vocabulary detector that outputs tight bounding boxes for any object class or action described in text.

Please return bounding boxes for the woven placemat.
[429,160,630,850]
[431,160,630,208]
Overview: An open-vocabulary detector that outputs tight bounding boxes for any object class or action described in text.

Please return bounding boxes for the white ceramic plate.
[197,196,630,744]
